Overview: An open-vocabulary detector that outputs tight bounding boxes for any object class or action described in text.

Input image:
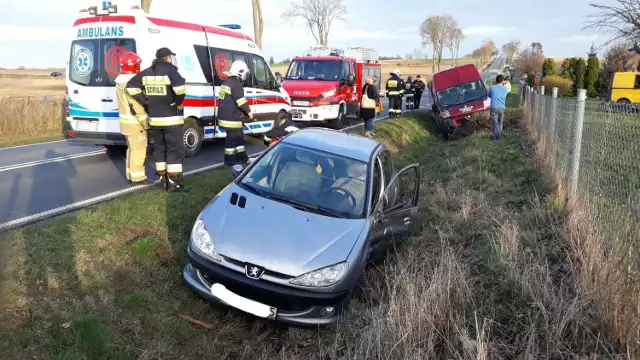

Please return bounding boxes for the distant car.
[183,128,421,326]
[50,71,63,78]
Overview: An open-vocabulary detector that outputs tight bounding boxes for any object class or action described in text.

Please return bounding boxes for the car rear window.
[239,143,368,219]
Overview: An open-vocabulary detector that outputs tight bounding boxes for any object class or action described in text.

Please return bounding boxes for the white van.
[65,2,291,156]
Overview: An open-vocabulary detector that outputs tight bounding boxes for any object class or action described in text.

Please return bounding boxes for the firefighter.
[404,75,415,111]
[127,47,189,192]
[386,69,404,117]
[413,74,426,109]
[115,52,151,185]
[217,60,253,165]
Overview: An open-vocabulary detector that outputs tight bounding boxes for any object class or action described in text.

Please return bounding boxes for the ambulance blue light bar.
[219,24,241,30]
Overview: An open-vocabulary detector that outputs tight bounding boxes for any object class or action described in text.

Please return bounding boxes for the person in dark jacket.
[413,74,426,109]
[404,75,415,110]
[361,76,381,137]
[127,47,189,192]
[386,69,404,117]
[217,60,253,165]
[262,118,299,147]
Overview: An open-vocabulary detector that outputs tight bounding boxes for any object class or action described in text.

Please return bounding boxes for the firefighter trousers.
[223,127,248,165]
[121,122,149,182]
[389,96,402,116]
[150,125,185,176]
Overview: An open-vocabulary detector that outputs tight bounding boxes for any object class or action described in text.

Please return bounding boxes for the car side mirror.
[231,164,244,179]
[274,72,283,86]
[346,74,355,86]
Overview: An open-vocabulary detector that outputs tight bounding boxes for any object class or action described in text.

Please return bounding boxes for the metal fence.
[520,85,640,239]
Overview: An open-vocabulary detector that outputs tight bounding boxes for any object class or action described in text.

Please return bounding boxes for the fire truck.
[280,46,381,128]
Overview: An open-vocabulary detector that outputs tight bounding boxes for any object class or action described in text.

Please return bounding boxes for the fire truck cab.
[281,46,381,128]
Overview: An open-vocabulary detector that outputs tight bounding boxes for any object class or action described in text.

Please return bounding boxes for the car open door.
[369,163,420,259]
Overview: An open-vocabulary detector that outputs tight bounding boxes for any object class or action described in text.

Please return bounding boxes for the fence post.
[549,87,558,150]
[568,89,587,198]
[540,86,547,144]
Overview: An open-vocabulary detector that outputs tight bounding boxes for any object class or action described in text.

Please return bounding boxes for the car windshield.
[238,143,368,219]
[285,60,342,81]
[436,80,485,108]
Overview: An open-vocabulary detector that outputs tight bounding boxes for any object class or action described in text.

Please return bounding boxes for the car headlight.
[440,110,450,118]
[483,98,491,108]
[289,262,349,287]
[321,89,336,98]
[190,219,221,262]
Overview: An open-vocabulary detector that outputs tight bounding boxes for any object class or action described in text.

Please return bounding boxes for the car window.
[635,75,640,89]
[251,55,272,88]
[286,60,342,81]
[378,150,394,188]
[436,80,485,108]
[239,143,368,219]
[341,61,350,80]
[383,165,418,212]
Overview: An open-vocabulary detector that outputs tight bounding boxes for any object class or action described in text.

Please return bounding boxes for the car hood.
[282,80,338,98]
[199,183,366,277]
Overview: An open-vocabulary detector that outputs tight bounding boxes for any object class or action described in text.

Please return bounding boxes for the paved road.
[0,93,432,227]
[481,55,507,83]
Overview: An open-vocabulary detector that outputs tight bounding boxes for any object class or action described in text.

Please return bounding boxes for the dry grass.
[0,111,628,359]
[0,70,65,98]
[0,96,65,146]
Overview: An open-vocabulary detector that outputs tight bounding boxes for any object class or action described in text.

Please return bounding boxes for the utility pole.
[251,0,264,49]
[141,0,152,13]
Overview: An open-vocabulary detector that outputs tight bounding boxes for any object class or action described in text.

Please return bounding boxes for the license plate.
[210,283,277,320]
[292,112,303,119]
[292,100,309,106]
[75,120,98,131]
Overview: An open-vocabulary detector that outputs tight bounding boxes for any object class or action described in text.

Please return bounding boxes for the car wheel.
[183,119,203,158]
[330,105,345,129]
[617,98,631,105]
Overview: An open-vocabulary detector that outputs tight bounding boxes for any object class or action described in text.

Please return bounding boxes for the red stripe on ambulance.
[146,17,254,42]
[73,15,136,26]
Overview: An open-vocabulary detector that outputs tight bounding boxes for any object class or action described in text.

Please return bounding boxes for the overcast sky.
[0,0,603,68]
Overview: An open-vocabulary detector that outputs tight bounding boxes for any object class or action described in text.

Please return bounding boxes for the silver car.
[183,128,421,326]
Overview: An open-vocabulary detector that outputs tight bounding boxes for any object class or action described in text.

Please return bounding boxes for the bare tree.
[453,28,465,64]
[530,41,544,54]
[585,0,640,47]
[446,27,464,65]
[471,39,497,65]
[514,48,545,75]
[282,0,348,46]
[501,40,521,64]
[419,14,458,72]
[141,0,151,13]
[251,0,264,49]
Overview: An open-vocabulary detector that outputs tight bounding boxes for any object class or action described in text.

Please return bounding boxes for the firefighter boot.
[166,174,191,193]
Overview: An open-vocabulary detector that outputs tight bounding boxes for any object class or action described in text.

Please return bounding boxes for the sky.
[0,0,604,69]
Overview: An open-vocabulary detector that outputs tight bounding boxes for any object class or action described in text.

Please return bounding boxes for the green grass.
[0,111,624,359]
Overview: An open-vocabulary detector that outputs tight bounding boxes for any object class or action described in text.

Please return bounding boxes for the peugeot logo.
[293,90,310,96]
[460,105,473,113]
[245,263,265,280]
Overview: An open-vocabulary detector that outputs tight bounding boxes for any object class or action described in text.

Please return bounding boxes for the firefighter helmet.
[120,52,142,74]
[392,69,401,77]
[228,60,250,81]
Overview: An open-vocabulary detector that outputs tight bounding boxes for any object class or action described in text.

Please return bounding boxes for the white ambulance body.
[65,2,291,156]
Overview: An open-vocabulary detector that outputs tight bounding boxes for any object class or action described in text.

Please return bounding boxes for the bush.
[575,58,586,92]
[586,55,600,97]
[541,75,573,97]
[542,58,556,77]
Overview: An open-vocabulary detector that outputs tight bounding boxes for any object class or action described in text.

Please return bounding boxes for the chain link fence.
[521,83,640,243]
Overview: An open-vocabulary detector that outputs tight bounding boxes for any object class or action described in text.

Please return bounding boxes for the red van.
[430,64,490,139]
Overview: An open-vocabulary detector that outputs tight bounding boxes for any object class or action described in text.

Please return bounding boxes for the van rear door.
[67,20,136,141]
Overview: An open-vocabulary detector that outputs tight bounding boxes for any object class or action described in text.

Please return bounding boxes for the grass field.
[0,110,628,359]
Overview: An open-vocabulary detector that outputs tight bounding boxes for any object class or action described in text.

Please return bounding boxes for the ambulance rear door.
[67,16,137,140]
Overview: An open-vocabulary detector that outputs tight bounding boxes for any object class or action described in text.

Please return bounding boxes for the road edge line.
[0,139,67,151]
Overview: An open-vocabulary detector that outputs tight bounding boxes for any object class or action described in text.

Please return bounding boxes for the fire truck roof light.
[219,24,241,30]
[88,6,98,15]
[107,4,117,13]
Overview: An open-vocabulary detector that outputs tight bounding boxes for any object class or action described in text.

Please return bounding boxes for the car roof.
[281,128,379,162]
[432,64,482,91]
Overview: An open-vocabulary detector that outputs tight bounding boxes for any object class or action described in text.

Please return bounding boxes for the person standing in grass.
[488,74,509,140]
[361,76,381,137]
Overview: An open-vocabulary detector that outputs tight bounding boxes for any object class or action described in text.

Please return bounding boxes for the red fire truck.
[281,46,381,128]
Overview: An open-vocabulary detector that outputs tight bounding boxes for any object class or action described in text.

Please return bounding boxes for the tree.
[251,0,264,49]
[542,58,556,77]
[141,0,151,13]
[603,43,635,72]
[575,58,586,93]
[471,39,497,65]
[419,14,458,72]
[585,1,640,47]
[282,0,347,46]
[269,56,275,65]
[530,41,544,54]
[586,45,600,97]
[514,48,545,75]
[501,40,521,64]
[405,53,413,59]
[446,27,464,64]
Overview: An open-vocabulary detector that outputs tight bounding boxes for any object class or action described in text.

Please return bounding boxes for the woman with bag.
[361,76,381,138]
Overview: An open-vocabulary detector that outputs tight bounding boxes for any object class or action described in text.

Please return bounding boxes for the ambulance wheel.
[183,119,203,158]
[330,105,345,129]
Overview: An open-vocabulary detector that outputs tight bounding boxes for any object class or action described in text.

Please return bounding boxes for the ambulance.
[64,2,291,157]
[281,46,381,129]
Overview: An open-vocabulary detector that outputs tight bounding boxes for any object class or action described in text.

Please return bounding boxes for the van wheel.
[183,119,203,157]
[330,105,345,129]
[617,98,631,105]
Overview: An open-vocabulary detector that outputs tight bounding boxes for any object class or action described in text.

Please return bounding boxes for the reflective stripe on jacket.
[386,74,405,96]
[115,74,148,127]
[217,76,252,128]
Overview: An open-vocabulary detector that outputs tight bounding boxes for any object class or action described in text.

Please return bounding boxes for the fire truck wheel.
[183,118,204,158]
[330,105,346,129]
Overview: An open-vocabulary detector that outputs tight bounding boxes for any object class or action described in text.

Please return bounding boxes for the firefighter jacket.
[217,76,251,129]
[404,80,415,96]
[127,59,187,128]
[115,74,148,128]
[386,74,405,97]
